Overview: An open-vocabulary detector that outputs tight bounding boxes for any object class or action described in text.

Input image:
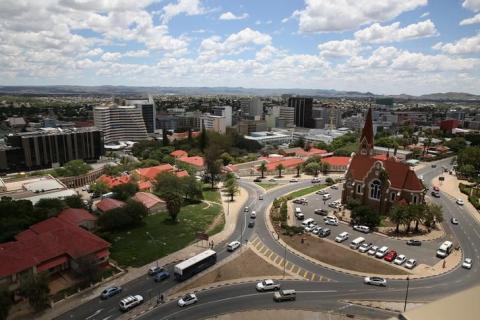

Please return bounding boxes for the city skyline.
[1,0,480,95]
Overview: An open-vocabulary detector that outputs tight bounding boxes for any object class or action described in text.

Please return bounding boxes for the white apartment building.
[200,114,226,134]
[212,106,232,127]
[93,104,148,144]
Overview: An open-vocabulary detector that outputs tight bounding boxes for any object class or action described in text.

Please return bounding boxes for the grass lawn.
[203,184,221,203]
[286,184,327,199]
[104,201,223,267]
[255,182,278,190]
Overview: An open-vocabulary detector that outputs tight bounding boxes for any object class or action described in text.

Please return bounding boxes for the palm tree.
[423,203,443,229]
[411,204,425,233]
[390,205,407,233]
[295,164,302,177]
[258,161,267,179]
[276,163,285,178]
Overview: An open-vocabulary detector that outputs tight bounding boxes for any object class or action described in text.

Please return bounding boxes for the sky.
[1,0,480,95]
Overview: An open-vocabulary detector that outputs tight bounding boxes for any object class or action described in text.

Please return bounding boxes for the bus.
[436,241,453,258]
[174,249,217,281]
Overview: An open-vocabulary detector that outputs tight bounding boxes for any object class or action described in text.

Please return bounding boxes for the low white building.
[244,131,292,146]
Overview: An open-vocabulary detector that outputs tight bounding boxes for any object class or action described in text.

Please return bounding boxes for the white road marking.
[85,309,103,320]
[101,316,113,320]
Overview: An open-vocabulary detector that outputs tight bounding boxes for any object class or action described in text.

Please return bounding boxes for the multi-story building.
[93,104,148,143]
[240,98,263,118]
[200,114,227,134]
[0,127,104,172]
[277,106,295,128]
[290,97,314,128]
[244,131,292,146]
[120,98,157,134]
[236,119,267,135]
[212,106,232,127]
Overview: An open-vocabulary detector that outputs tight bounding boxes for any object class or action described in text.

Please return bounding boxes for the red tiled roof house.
[58,208,98,231]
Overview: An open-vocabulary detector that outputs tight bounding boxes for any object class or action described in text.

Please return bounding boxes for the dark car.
[314,208,329,216]
[253,177,262,182]
[248,220,255,228]
[153,270,170,282]
[431,191,440,198]
[101,286,122,299]
[406,239,421,246]
[318,228,331,237]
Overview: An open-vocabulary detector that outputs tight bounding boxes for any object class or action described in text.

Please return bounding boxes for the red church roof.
[322,156,350,167]
[360,108,374,149]
[177,156,205,168]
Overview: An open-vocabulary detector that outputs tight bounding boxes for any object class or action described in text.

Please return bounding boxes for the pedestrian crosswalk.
[250,236,331,282]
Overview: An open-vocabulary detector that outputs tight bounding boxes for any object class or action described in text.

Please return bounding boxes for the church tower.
[359,108,374,156]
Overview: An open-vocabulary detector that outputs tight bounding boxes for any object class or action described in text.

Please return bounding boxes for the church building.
[341,109,425,215]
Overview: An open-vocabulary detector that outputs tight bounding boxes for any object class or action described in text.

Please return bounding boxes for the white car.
[227,241,241,252]
[394,254,407,265]
[119,295,144,312]
[312,226,322,235]
[353,225,370,233]
[269,178,277,182]
[364,276,387,287]
[456,199,464,205]
[367,246,379,255]
[322,193,332,200]
[359,243,373,253]
[462,258,472,269]
[324,216,338,226]
[311,177,321,183]
[316,189,327,195]
[290,178,299,183]
[331,185,338,190]
[304,225,314,233]
[256,279,281,291]
[177,293,198,307]
[404,259,417,269]
[335,232,349,243]
[250,211,257,219]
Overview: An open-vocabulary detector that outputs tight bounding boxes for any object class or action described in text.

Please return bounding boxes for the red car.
[384,250,398,262]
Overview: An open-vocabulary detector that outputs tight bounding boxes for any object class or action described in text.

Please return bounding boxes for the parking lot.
[290,183,445,267]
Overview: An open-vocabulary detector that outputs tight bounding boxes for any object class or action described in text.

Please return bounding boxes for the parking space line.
[291,265,299,273]
[255,242,263,250]
[276,257,283,265]
[285,262,293,270]
[251,238,260,246]
[259,246,268,254]
[311,273,317,281]
[303,271,311,279]
[268,252,277,261]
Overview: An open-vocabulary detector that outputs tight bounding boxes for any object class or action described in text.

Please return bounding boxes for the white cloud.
[124,50,150,57]
[318,40,361,57]
[199,28,271,59]
[354,20,438,43]
[433,33,480,54]
[101,52,122,61]
[85,48,104,56]
[219,12,248,20]
[162,0,205,23]
[293,0,427,33]
[462,0,480,12]
[460,13,480,25]
[420,12,430,18]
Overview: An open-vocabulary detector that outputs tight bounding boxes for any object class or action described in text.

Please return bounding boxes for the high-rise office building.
[200,115,226,134]
[277,106,295,128]
[240,98,263,118]
[212,106,232,127]
[123,98,157,133]
[93,104,149,143]
[290,97,314,128]
[0,127,104,172]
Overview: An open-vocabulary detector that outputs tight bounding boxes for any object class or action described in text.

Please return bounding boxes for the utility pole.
[403,276,410,312]
[240,212,244,249]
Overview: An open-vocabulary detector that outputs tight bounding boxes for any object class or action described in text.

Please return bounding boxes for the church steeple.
[359,108,374,156]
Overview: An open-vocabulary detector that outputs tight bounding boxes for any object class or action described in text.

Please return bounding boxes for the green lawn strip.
[286,184,327,199]
[202,184,222,203]
[255,182,278,190]
[105,202,221,267]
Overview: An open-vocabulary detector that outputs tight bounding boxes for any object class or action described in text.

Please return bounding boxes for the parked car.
[119,295,144,312]
[256,279,281,291]
[101,286,122,299]
[364,277,387,287]
[250,211,257,219]
[324,216,338,226]
[462,258,472,269]
[404,259,417,269]
[451,217,459,225]
[227,241,241,252]
[248,220,255,228]
[406,240,422,246]
[311,177,321,183]
[177,293,198,307]
[153,270,170,282]
[358,242,373,253]
[393,254,407,265]
[367,245,379,255]
[353,225,370,233]
[273,289,296,302]
[312,226,322,235]
[269,178,277,182]
[331,185,338,190]
[253,177,262,182]
[289,178,299,183]
[314,208,329,216]
[322,193,332,200]
[456,199,464,205]
[148,266,165,276]
[318,228,331,237]
[295,212,305,220]
[375,246,389,258]
[335,232,349,243]
[384,250,398,262]
[304,225,315,233]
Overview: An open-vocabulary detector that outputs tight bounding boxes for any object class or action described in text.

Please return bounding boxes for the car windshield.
[183,294,192,300]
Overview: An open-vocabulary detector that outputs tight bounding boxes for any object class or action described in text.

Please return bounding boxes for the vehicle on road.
[248,220,255,228]
[253,177,262,182]
[358,242,373,253]
[406,240,422,246]
[335,232,349,243]
[269,178,277,182]
[404,259,417,269]
[436,241,453,258]
[244,206,249,212]
[318,228,331,237]
[148,266,165,276]
[375,246,389,258]
[227,241,241,252]
[350,237,365,250]
[394,255,407,265]
[293,198,308,204]
[431,164,437,168]
[367,245,379,255]
[353,225,370,233]
[324,216,338,226]
[456,199,464,205]
[384,250,398,262]
[462,258,472,269]
[295,212,305,220]
[311,177,321,183]
[256,279,281,291]
[364,277,387,287]
[250,211,257,219]
[174,250,217,281]
[119,295,144,312]
[331,185,338,190]
[451,217,459,225]
[290,178,299,183]
[431,191,440,198]
[177,293,198,307]
[322,193,332,200]
[316,189,327,195]
[314,208,329,216]
[153,270,170,282]
[273,289,296,302]
[259,194,264,200]
[101,286,122,299]
[328,201,341,209]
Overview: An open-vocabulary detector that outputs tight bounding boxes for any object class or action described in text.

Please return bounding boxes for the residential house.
[132,192,166,214]
[58,208,97,231]
[96,198,126,214]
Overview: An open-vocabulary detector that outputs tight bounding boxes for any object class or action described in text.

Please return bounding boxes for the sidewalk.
[40,186,248,320]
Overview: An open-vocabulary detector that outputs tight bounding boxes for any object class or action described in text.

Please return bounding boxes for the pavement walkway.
[205,309,373,320]
[39,185,248,320]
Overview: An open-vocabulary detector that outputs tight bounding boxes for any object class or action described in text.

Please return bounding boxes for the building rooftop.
[96,198,126,213]
[58,208,97,226]
[8,126,99,138]
[178,156,205,168]
[132,192,165,209]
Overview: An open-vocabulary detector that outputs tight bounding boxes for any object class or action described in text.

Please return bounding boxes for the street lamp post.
[404,276,410,312]
[146,232,159,268]
[283,243,287,279]
[240,212,244,249]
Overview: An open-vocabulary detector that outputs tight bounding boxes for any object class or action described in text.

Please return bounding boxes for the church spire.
[359,108,374,156]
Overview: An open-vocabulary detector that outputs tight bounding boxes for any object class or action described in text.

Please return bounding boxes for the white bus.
[174,249,217,281]
[350,237,365,250]
[436,241,453,258]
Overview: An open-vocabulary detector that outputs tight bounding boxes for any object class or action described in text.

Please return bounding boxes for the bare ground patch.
[282,234,409,275]
[177,248,282,293]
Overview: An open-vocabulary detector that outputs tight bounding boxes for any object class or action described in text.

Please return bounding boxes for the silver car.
[364,276,387,287]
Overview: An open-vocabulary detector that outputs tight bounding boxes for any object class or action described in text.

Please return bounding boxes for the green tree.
[90,181,110,196]
[34,198,66,218]
[199,127,208,152]
[390,205,407,233]
[64,195,86,209]
[181,176,203,201]
[19,274,50,312]
[220,152,234,166]
[295,164,302,177]
[97,200,148,231]
[258,161,267,179]
[350,205,381,229]
[444,137,467,153]
[459,164,476,177]
[224,177,239,201]
[304,162,320,176]
[320,161,330,175]
[76,256,101,284]
[154,172,184,196]
[458,146,480,172]
[112,183,139,201]
[162,191,183,222]
[205,145,223,189]
[378,168,389,214]
[54,160,92,177]
[0,287,12,320]
[291,137,305,148]
[275,163,285,177]
[423,203,443,228]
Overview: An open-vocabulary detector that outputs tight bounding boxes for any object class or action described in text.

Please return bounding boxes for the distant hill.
[0,85,478,101]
